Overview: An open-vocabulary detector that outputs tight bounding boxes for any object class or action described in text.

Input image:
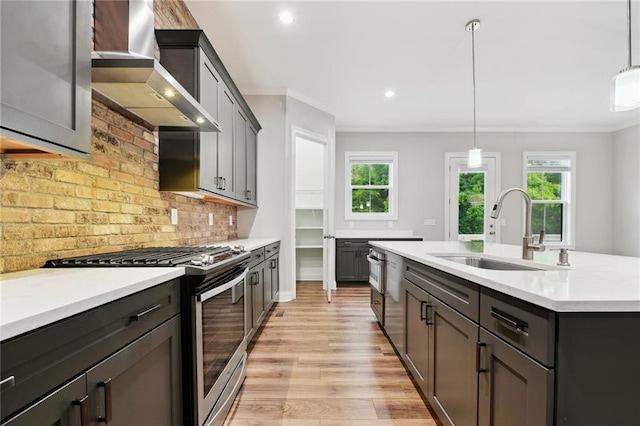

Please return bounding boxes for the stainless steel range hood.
[92,0,219,131]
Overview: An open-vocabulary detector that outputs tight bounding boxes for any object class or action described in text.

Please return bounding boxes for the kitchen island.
[370,240,640,426]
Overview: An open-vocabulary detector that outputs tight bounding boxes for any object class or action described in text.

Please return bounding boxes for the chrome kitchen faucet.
[490,188,546,260]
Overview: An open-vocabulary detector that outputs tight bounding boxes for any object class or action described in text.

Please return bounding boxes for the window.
[523,152,576,247]
[345,152,398,220]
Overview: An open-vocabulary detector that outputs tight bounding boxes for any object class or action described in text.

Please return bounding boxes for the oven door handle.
[367,255,382,266]
[198,268,249,303]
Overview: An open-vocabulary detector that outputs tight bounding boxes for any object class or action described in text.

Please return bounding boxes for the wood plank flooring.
[224,282,440,426]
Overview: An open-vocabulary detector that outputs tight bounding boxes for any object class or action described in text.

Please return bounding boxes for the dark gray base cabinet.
[1,280,182,426]
[246,242,279,342]
[478,328,553,426]
[0,0,91,158]
[402,279,430,395]
[429,297,478,426]
[399,259,640,426]
[337,238,422,284]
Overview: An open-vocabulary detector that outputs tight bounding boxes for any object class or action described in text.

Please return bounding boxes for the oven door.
[195,267,248,425]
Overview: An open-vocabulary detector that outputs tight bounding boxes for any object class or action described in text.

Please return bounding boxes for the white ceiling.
[185,1,640,132]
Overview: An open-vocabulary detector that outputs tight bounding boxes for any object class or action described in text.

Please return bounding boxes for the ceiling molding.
[335,125,633,134]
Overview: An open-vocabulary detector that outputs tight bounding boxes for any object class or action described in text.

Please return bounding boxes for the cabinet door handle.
[130,304,162,322]
[425,304,434,326]
[420,301,427,321]
[476,342,487,373]
[97,378,112,423]
[72,395,89,426]
[490,308,528,335]
[269,260,276,269]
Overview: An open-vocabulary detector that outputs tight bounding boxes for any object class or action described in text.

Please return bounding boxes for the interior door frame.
[444,152,502,243]
[290,126,335,302]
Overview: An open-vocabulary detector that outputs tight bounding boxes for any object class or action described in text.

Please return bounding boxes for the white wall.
[238,94,335,301]
[612,124,640,257]
[335,131,615,254]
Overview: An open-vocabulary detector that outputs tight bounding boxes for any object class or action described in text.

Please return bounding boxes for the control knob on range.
[191,254,215,266]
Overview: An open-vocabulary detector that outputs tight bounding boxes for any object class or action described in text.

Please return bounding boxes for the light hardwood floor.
[224,282,439,426]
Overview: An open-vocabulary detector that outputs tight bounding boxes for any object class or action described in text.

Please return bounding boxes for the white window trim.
[522,151,576,248]
[345,151,398,221]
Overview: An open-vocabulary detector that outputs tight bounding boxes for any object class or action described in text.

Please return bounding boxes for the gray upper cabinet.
[156,30,260,206]
[234,109,258,205]
[0,0,91,158]
[235,109,248,201]
[217,83,236,199]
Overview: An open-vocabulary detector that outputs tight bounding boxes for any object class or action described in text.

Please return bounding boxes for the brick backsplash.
[0,0,237,274]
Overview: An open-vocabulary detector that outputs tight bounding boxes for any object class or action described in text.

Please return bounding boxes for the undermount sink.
[433,255,548,271]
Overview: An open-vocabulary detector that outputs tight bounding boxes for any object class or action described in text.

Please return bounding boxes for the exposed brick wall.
[0,0,238,274]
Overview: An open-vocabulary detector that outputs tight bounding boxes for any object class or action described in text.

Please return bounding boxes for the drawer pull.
[72,395,89,426]
[0,375,15,391]
[490,308,529,335]
[97,378,112,423]
[476,342,487,373]
[130,304,162,322]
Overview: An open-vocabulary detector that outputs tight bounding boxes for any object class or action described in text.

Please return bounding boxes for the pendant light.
[611,0,640,112]
[466,19,483,168]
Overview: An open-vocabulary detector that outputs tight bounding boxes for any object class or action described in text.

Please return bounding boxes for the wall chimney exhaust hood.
[92,0,219,131]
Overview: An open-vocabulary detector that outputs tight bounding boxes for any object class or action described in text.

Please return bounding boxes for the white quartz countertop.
[0,268,185,341]
[0,238,281,341]
[370,241,640,312]
[334,229,419,239]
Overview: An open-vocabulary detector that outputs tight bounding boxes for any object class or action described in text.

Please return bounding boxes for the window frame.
[344,151,398,221]
[522,151,576,248]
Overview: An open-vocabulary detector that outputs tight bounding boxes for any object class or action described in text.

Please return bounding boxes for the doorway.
[445,153,501,243]
[292,127,335,302]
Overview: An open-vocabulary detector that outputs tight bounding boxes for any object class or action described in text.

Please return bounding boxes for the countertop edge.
[371,241,640,313]
[0,268,184,342]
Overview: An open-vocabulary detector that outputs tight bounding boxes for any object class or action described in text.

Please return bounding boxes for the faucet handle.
[537,230,545,245]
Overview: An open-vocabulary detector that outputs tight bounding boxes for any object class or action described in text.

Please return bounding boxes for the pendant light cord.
[471,26,477,149]
[627,0,632,68]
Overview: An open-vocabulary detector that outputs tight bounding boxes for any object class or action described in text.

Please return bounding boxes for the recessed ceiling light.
[278,10,294,25]
[384,90,395,98]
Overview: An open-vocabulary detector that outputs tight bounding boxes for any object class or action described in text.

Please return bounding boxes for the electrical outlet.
[387,221,393,228]
[171,208,178,225]
[229,215,233,226]
[209,213,214,226]
[424,218,436,226]
[501,218,507,226]
[349,221,354,229]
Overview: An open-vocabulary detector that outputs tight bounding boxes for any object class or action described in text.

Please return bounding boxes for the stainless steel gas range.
[45,245,250,426]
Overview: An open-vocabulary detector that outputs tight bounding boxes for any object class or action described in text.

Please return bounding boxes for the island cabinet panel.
[0,0,91,158]
[402,278,430,395]
[478,328,554,426]
[0,279,181,425]
[555,313,640,426]
[428,297,479,426]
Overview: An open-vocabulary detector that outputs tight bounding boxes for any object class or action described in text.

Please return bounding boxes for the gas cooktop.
[43,245,248,273]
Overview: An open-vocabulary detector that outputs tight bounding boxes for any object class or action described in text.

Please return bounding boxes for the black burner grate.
[44,246,230,267]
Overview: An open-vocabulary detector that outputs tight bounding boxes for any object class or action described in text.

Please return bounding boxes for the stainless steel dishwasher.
[367,248,386,325]
[383,251,404,354]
